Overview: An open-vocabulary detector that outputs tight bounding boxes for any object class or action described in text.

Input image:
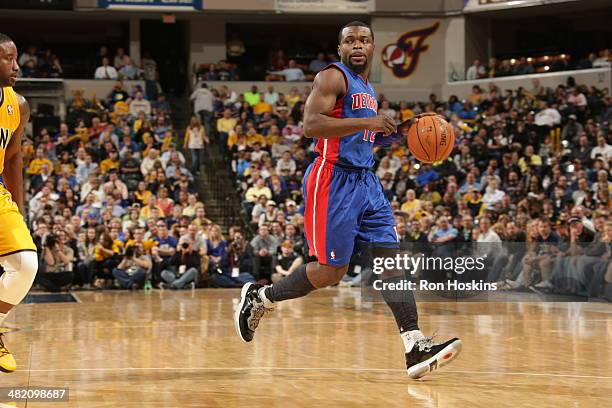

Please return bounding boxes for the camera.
[45,235,57,248]
[181,243,189,249]
[125,246,135,258]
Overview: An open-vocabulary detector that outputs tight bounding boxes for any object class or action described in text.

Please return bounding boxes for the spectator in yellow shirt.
[218,108,237,132]
[419,184,441,205]
[124,227,156,254]
[112,100,130,123]
[400,189,422,218]
[27,148,54,175]
[286,87,300,107]
[22,138,35,165]
[468,85,484,105]
[390,142,406,158]
[160,130,174,153]
[134,181,153,205]
[132,111,148,133]
[227,124,245,149]
[245,128,265,146]
[100,150,120,173]
[253,101,272,115]
[139,196,165,221]
[264,125,281,148]
[399,101,415,122]
[245,177,272,203]
[518,145,542,173]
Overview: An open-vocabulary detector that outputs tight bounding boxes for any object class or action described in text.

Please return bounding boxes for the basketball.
[406,113,455,163]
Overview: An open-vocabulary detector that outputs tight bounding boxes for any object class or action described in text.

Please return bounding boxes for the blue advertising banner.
[99,0,203,11]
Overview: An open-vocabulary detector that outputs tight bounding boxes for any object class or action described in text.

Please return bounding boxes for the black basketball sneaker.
[406,336,462,379]
[234,282,273,342]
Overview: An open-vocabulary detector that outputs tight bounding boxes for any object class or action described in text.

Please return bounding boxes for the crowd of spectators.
[196,50,339,82]
[93,46,159,88]
[464,49,611,81]
[15,44,159,86]
[23,67,612,298]
[194,74,611,298]
[23,79,238,291]
[17,45,63,78]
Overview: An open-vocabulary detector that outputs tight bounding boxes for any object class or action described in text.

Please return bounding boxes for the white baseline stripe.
[19,317,610,332]
[22,366,612,380]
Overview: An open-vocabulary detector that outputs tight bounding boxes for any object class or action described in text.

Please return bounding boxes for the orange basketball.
[405,114,455,163]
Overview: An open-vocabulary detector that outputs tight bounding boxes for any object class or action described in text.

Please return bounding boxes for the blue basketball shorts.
[302,158,399,266]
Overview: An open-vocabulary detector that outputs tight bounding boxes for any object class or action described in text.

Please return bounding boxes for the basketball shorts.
[0,182,36,257]
[303,158,398,266]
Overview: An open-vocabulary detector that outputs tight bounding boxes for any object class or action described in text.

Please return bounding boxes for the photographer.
[211,230,255,288]
[37,230,74,292]
[112,243,151,290]
[159,236,200,289]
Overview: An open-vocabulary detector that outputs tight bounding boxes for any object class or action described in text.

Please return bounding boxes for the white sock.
[258,287,275,309]
[401,330,425,353]
[0,312,7,327]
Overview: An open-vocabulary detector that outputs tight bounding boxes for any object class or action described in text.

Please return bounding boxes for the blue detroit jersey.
[314,62,378,169]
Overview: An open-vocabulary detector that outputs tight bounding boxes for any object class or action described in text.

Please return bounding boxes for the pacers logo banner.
[370,18,448,87]
[381,22,439,79]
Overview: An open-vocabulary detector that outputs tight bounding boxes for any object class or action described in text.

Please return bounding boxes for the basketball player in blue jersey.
[235,21,462,379]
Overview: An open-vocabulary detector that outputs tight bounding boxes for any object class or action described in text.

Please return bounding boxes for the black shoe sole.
[234,282,254,343]
[407,339,462,379]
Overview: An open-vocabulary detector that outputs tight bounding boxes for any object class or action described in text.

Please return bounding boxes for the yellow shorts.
[0,185,36,257]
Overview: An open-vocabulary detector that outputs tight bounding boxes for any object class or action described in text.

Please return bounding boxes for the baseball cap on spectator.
[569,114,577,120]
[267,200,276,207]
[567,217,582,225]
[286,200,296,207]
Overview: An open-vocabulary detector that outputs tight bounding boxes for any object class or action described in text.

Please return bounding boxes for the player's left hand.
[397,112,438,135]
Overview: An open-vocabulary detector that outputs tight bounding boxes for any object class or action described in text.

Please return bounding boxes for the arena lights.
[510,58,516,65]
[527,57,533,62]
[544,66,550,71]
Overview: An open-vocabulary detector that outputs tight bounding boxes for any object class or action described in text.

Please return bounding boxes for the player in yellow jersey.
[0,33,39,373]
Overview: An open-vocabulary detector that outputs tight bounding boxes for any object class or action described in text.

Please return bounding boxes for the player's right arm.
[303,68,395,139]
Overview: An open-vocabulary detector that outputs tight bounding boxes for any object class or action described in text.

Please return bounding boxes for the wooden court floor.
[1,288,611,407]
